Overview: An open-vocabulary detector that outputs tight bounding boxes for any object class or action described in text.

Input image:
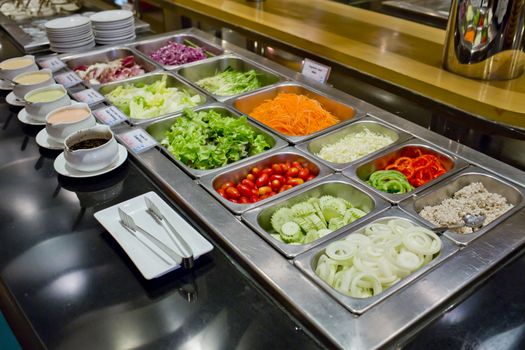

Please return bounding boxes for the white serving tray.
[94,191,213,279]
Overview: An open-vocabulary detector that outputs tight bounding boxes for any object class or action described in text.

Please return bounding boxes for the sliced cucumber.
[271,207,294,233]
[280,221,302,243]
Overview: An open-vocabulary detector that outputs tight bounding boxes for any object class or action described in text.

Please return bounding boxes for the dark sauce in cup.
[70,138,109,150]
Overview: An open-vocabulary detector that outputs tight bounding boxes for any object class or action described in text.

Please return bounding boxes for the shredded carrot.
[249,93,340,136]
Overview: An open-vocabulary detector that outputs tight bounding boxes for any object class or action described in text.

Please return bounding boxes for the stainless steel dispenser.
[443,0,525,80]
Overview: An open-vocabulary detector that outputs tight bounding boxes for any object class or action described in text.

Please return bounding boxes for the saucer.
[54,144,128,178]
[17,108,45,126]
[0,79,14,90]
[36,128,64,150]
[6,91,25,107]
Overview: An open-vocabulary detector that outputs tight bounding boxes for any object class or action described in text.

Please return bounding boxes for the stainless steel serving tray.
[242,174,390,258]
[175,54,285,102]
[344,139,469,203]
[129,33,225,70]
[295,116,412,172]
[59,46,161,87]
[399,166,525,246]
[143,103,288,179]
[199,147,333,214]
[229,82,363,144]
[96,72,209,126]
[294,207,459,314]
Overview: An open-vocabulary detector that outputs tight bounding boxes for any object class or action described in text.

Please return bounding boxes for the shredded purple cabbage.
[149,41,207,66]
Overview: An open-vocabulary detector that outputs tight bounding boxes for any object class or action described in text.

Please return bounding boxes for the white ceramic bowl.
[0,55,38,82]
[45,103,96,143]
[64,125,119,172]
[13,69,55,100]
[24,84,71,122]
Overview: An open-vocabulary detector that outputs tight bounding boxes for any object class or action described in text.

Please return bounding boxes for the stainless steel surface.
[294,207,459,314]
[129,33,225,70]
[176,54,284,102]
[399,166,525,245]
[97,72,209,126]
[345,139,469,203]
[295,116,412,172]
[199,147,334,215]
[117,207,183,265]
[60,46,161,86]
[143,103,288,178]
[108,29,525,349]
[443,0,525,80]
[230,82,363,144]
[145,196,195,268]
[382,0,451,20]
[241,174,390,258]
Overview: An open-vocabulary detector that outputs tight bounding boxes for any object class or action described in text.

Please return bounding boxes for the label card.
[38,57,66,72]
[117,129,158,154]
[301,58,331,84]
[73,89,105,106]
[93,106,128,126]
[54,71,83,88]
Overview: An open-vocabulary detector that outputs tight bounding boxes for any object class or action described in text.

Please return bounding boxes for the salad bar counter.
[8,27,525,348]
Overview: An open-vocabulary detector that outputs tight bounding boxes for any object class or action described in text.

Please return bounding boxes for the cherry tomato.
[240,196,250,204]
[271,163,283,174]
[279,184,293,193]
[250,196,259,203]
[241,179,255,188]
[252,188,258,196]
[261,168,273,176]
[237,184,253,197]
[286,167,299,178]
[280,163,289,173]
[292,161,302,169]
[225,187,240,199]
[270,179,281,191]
[259,194,269,200]
[268,191,277,197]
[306,174,316,182]
[287,178,304,187]
[256,173,269,187]
[246,173,255,182]
[251,167,261,176]
[298,168,310,180]
[217,188,226,197]
[230,199,240,203]
[258,186,272,196]
[221,182,235,190]
[270,174,285,183]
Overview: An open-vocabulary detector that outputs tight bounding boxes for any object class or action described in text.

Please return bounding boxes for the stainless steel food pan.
[199,147,334,215]
[399,166,525,246]
[97,72,209,126]
[60,46,160,86]
[294,207,458,315]
[230,82,362,144]
[175,54,284,101]
[242,174,390,258]
[129,33,225,70]
[295,117,412,172]
[344,139,469,203]
[143,103,288,179]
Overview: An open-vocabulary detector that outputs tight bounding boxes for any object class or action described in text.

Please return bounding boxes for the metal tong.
[145,197,195,269]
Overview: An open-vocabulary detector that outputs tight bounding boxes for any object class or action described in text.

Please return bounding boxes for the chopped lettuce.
[161,108,271,170]
[195,67,262,96]
[104,75,202,119]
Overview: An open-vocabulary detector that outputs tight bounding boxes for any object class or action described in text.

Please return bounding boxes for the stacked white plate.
[45,16,95,53]
[90,10,135,45]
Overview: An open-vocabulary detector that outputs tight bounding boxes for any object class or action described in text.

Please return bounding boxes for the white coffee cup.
[45,103,96,143]
[64,125,119,172]
[13,69,55,101]
[24,84,71,122]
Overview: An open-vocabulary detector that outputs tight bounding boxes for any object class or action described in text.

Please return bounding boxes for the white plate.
[94,28,134,36]
[90,10,133,23]
[94,191,214,279]
[0,79,14,90]
[51,41,96,53]
[6,91,25,107]
[45,16,90,30]
[36,128,64,150]
[17,108,45,125]
[96,35,136,44]
[92,21,134,30]
[54,144,128,178]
